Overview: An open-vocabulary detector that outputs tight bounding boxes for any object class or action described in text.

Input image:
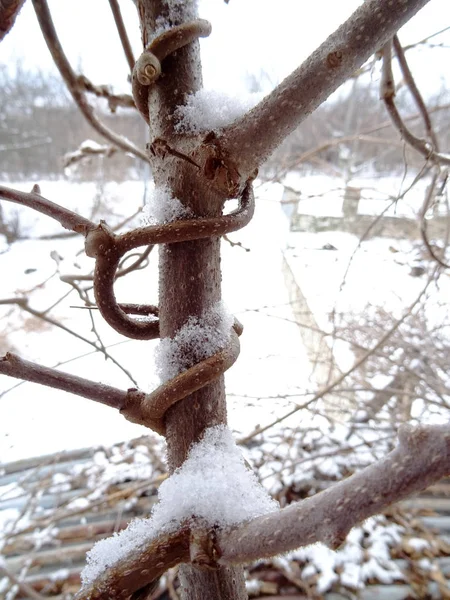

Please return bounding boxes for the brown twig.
[419,169,450,268]
[393,35,440,152]
[0,296,139,386]
[0,184,95,234]
[0,563,45,600]
[77,74,135,112]
[0,352,131,409]
[0,318,241,436]
[380,40,450,167]
[85,183,254,340]
[107,0,136,73]
[31,0,149,163]
[239,273,433,445]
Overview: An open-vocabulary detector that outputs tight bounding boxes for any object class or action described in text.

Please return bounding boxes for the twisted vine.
[84,182,254,434]
[132,19,212,123]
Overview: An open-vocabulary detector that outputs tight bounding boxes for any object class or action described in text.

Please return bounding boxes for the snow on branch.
[217,423,450,564]
[76,426,277,600]
[218,0,432,179]
[73,424,450,599]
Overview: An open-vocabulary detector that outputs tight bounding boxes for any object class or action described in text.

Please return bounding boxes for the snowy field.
[0,173,448,462]
[0,178,308,462]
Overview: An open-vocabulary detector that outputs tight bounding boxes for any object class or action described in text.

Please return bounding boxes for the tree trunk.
[137,1,247,598]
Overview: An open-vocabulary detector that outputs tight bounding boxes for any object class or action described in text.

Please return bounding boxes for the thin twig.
[108,0,136,72]
[380,40,450,167]
[0,184,94,234]
[393,35,439,152]
[31,0,148,163]
[0,352,130,409]
[239,273,434,445]
[0,296,139,386]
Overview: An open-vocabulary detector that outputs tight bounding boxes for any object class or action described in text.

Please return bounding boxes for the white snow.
[174,89,263,134]
[81,425,278,585]
[142,184,192,225]
[156,302,234,383]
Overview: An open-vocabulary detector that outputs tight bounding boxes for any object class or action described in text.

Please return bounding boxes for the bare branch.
[419,169,450,268]
[0,352,130,410]
[31,0,149,163]
[218,0,432,179]
[108,0,136,73]
[0,184,95,234]
[85,182,254,340]
[77,74,135,112]
[380,40,450,166]
[0,296,139,386]
[393,34,440,151]
[0,0,25,41]
[218,423,450,563]
[74,526,191,600]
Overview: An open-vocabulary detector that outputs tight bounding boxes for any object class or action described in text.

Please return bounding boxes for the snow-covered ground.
[0,178,307,462]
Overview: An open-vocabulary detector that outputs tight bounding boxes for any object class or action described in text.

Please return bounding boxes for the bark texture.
[137,1,247,598]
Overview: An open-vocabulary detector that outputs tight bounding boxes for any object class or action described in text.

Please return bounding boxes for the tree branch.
[218,423,450,563]
[380,39,450,166]
[0,352,130,409]
[74,526,191,600]
[0,184,95,234]
[31,0,149,163]
[107,0,136,73]
[218,0,432,179]
[0,0,25,41]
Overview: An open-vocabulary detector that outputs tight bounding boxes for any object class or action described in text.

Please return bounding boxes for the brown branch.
[85,183,254,340]
[0,296,139,386]
[31,0,149,163]
[68,423,450,598]
[0,320,241,436]
[0,184,95,234]
[0,0,25,41]
[393,35,440,151]
[218,0,432,179]
[74,526,191,600]
[419,169,450,268]
[107,0,136,73]
[0,352,130,409]
[218,423,450,563]
[380,41,450,167]
[77,74,135,112]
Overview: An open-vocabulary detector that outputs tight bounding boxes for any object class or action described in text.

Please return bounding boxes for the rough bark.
[137,1,247,598]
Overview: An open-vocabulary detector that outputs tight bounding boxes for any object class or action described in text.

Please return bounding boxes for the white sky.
[0,0,449,96]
